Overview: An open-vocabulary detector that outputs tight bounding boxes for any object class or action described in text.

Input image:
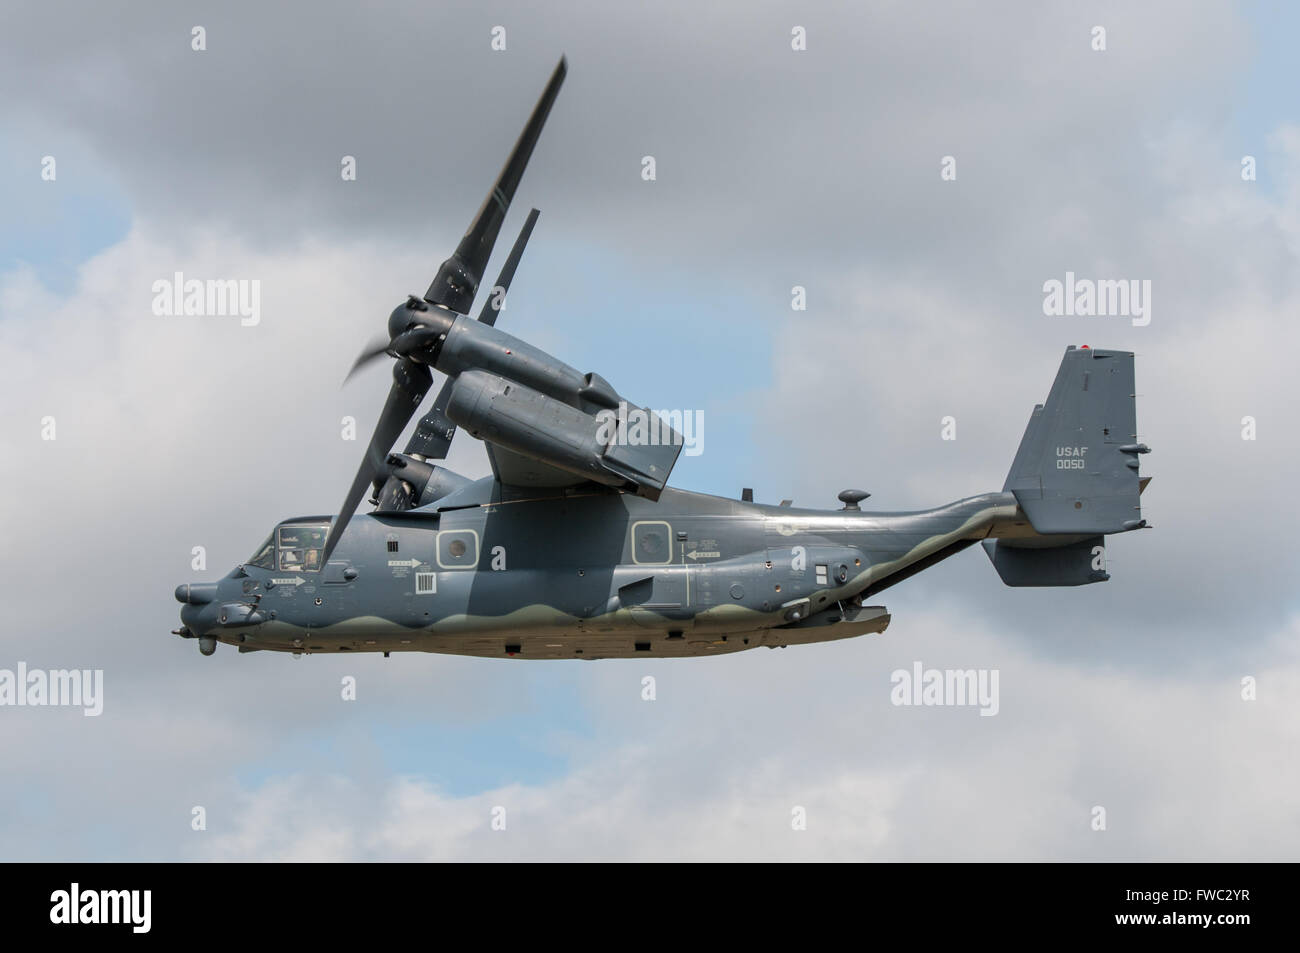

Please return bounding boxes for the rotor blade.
[403,376,456,459]
[323,358,432,563]
[476,207,539,327]
[424,57,566,314]
[344,336,392,383]
[345,324,447,385]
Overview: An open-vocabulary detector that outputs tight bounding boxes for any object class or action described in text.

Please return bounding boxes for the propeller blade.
[476,207,540,327]
[323,357,432,563]
[345,324,448,385]
[403,376,456,460]
[424,57,565,314]
[344,336,393,383]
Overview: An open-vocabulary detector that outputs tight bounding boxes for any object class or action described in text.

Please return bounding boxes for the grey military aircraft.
[174,58,1150,660]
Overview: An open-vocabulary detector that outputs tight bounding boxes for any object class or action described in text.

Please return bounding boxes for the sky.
[0,0,1297,860]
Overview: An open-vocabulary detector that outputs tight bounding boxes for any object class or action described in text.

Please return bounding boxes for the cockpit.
[245,519,331,572]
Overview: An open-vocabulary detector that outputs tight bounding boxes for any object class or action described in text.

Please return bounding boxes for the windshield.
[277,523,329,572]
[247,534,275,570]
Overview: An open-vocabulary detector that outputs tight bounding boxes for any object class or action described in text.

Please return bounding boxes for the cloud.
[197,611,1300,861]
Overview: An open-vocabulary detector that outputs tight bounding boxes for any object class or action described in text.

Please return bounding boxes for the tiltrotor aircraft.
[174,58,1150,660]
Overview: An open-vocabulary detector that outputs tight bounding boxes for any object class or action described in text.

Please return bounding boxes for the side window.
[277,524,327,572]
[437,529,479,569]
[631,520,673,565]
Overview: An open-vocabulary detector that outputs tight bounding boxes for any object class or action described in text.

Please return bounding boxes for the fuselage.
[177,479,1024,660]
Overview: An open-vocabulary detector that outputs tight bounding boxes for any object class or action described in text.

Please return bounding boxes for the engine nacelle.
[446,370,681,499]
[438,316,618,414]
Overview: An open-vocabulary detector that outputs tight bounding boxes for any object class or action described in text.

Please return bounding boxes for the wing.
[486,445,580,488]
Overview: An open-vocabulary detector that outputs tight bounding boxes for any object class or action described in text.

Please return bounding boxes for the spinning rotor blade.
[344,336,392,383]
[323,358,432,563]
[345,323,447,383]
[424,58,565,315]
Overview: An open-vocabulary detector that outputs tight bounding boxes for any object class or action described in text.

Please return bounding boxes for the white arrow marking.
[388,559,422,568]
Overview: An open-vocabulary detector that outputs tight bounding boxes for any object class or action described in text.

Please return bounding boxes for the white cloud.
[197,612,1300,861]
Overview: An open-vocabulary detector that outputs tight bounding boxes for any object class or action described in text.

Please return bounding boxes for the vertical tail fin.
[984,347,1150,587]
[1003,346,1149,535]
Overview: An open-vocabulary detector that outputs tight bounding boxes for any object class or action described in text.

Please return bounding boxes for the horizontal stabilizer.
[982,536,1109,587]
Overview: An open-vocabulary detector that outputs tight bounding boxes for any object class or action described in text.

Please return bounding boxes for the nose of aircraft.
[175,583,221,656]
[178,600,208,630]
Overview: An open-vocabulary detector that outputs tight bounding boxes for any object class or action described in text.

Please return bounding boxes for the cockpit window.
[277,524,328,572]
[247,534,276,570]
